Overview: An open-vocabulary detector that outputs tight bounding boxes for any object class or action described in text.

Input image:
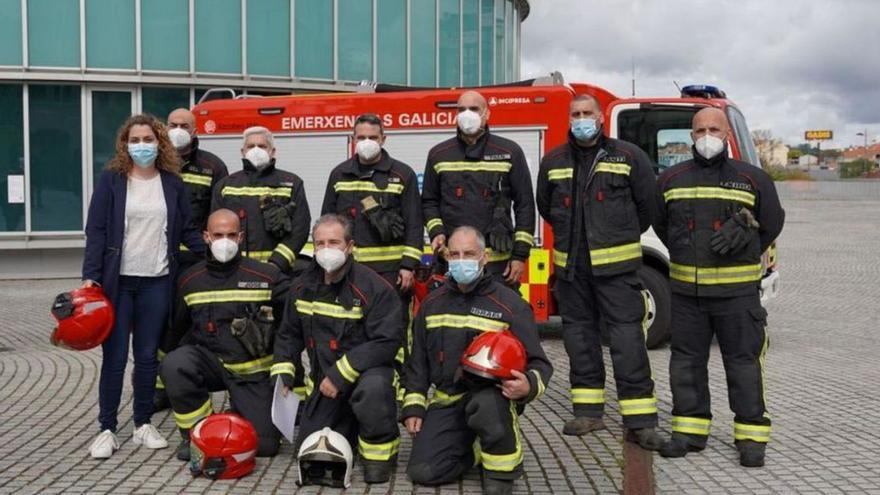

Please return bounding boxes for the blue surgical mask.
[448,259,482,285]
[571,118,600,141]
[128,142,159,167]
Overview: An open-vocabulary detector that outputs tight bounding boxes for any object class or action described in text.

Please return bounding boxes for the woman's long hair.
[107,114,181,175]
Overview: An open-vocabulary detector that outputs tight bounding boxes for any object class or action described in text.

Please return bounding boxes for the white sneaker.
[89,430,119,459]
[132,424,169,449]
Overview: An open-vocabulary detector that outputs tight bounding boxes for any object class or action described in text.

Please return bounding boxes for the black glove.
[486,206,514,254]
[710,208,759,256]
[361,196,405,243]
[260,196,296,238]
[230,305,275,358]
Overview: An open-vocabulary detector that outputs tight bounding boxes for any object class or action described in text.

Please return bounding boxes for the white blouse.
[120,174,169,277]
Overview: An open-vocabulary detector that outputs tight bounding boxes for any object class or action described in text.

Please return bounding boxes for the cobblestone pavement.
[1,198,879,494]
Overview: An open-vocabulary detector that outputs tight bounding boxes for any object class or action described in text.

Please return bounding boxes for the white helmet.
[297,427,353,488]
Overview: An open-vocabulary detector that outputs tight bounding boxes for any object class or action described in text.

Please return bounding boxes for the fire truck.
[191,72,780,348]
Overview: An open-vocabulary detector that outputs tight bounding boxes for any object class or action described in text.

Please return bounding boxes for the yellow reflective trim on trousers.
[571,388,605,404]
[759,325,771,421]
[530,369,545,400]
[486,248,512,263]
[295,300,363,319]
[270,362,295,377]
[155,375,165,389]
[222,354,274,375]
[303,376,314,398]
[480,401,522,472]
[245,250,273,262]
[353,245,407,262]
[553,249,568,267]
[430,389,465,406]
[358,437,400,461]
[402,246,423,261]
[547,168,573,181]
[403,392,427,409]
[395,346,405,364]
[174,399,213,429]
[664,186,756,207]
[619,396,658,416]
[273,243,296,264]
[595,162,632,175]
[333,181,405,195]
[184,289,272,306]
[425,314,509,332]
[434,161,512,173]
[181,173,212,187]
[734,423,771,442]
[514,231,534,246]
[669,263,763,285]
[157,349,166,360]
[590,242,642,266]
[336,355,360,383]
[221,186,291,197]
[672,416,711,436]
[426,218,444,231]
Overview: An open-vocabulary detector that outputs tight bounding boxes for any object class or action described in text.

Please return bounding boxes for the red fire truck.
[191,72,780,347]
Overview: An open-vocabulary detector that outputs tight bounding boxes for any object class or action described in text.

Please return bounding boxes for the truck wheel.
[639,265,671,349]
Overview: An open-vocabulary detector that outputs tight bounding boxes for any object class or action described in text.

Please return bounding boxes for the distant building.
[842,143,880,164]
[755,140,789,168]
[798,154,819,168]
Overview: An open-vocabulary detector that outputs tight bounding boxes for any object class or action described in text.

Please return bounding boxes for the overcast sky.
[520,0,880,149]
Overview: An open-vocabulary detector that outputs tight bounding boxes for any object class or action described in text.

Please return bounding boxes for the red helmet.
[460,330,527,381]
[50,286,114,350]
[189,413,258,480]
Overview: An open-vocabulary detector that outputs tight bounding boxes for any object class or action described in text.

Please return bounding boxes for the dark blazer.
[82,169,205,313]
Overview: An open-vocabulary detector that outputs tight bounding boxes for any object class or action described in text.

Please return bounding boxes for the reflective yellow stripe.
[183,289,272,306]
[303,376,314,397]
[245,250,274,262]
[434,161,512,173]
[486,248,511,263]
[222,186,291,197]
[395,346,405,364]
[426,218,444,232]
[425,314,509,332]
[222,355,274,375]
[553,249,568,267]
[672,416,711,436]
[358,437,400,461]
[333,181,405,195]
[514,231,534,246]
[296,300,363,320]
[174,399,213,429]
[181,173,212,187]
[157,349,166,360]
[734,423,771,442]
[430,389,466,406]
[547,168,573,181]
[353,245,407,262]
[530,369,545,400]
[155,375,165,389]
[403,392,427,409]
[595,161,631,176]
[590,241,642,266]
[402,246,423,261]
[571,388,605,405]
[669,262,763,285]
[619,396,658,416]
[480,401,522,472]
[273,243,296,264]
[336,355,360,383]
[270,362,295,377]
[180,243,189,251]
[664,186,756,207]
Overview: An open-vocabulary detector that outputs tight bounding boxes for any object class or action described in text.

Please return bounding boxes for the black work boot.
[659,434,705,458]
[737,440,766,468]
[153,389,171,412]
[482,474,514,495]
[627,427,663,451]
[176,429,191,461]
[362,460,393,484]
[562,416,606,436]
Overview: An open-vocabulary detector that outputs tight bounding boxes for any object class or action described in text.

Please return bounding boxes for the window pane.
[29,85,82,231]
[195,0,241,74]
[462,0,478,86]
[142,0,189,71]
[0,84,24,231]
[376,0,406,84]
[28,0,80,67]
[410,0,436,87]
[86,0,135,69]
[142,86,190,121]
[294,0,333,79]
[91,91,131,186]
[438,0,460,87]
[505,0,513,81]
[338,0,373,81]
[480,0,492,85]
[494,0,504,84]
[247,0,290,76]
[0,0,22,66]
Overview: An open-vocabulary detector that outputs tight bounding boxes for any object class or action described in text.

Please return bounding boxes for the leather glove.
[384,209,406,242]
[261,196,296,238]
[486,206,514,254]
[230,305,275,358]
[230,316,261,358]
[361,196,404,243]
[710,208,759,256]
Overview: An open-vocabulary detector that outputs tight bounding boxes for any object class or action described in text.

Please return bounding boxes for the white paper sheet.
[272,376,300,443]
[7,175,24,204]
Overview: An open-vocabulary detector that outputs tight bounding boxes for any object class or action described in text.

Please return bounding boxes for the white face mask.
[456,110,483,135]
[168,127,192,149]
[315,247,347,273]
[355,139,381,162]
[210,237,239,263]
[694,134,726,160]
[245,147,271,168]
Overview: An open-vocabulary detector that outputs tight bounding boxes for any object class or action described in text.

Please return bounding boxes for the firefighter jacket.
[271,257,402,394]
[654,148,784,298]
[401,274,553,420]
[422,129,536,263]
[166,253,290,375]
[320,150,424,274]
[211,158,310,273]
[179,136,229,232]
[536,134,656,279]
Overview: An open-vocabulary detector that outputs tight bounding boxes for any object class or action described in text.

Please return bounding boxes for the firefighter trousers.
[555,267,658,428]
[668,294,771,447]
[407,386,524,485]
[296,366,400,464]
[159,345,281,456]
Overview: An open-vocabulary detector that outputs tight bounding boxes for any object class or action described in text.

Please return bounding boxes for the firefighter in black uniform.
[159,209,289,460]
[536,94,661,449]
[655,107,784,468]
[272,214,402,484]
[403,226,553,495]
[422,91,535,287]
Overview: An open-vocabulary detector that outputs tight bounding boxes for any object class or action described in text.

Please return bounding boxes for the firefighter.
[535,94,662,449]
[403,226,553,495]
[159,208,289,460]
[655,107,784,467]
[422,91,535,288]
[272,214,402,484]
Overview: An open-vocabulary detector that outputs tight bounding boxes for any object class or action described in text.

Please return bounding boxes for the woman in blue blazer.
[81,114,204,459]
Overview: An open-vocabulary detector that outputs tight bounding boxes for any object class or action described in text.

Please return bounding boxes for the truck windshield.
[617,106,698,175]
[727,106,761,167]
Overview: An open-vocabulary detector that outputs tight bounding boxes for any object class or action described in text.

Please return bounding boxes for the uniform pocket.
[748,307,768,328]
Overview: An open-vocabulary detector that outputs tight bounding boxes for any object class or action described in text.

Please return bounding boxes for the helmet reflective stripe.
[231,449,257,462]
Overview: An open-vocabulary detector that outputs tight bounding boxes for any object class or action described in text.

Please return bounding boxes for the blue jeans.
[98,275,170,432]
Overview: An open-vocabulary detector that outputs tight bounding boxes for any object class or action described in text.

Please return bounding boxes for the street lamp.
[856,130,868,159]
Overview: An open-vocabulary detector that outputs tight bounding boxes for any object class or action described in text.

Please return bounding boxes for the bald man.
[421,90,536,289]
[654,107,784,467]
[159,209,290,461]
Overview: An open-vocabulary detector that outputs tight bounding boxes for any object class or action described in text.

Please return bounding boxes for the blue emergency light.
[680,85,726,99]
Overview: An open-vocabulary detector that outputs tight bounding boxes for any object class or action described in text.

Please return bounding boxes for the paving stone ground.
[1,197,879,494]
